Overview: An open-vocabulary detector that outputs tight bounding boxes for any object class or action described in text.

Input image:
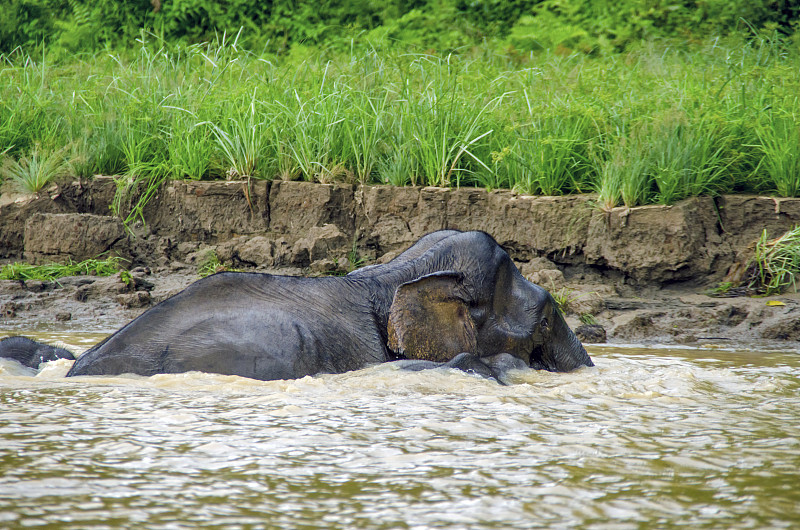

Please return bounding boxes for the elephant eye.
[541,318,549,330]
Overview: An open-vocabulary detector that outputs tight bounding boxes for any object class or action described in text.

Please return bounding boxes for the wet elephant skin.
[1,231,593,381]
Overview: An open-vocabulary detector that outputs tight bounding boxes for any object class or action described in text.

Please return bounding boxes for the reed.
[1,32,799,217]
[755,114,800,198]
[204,93,271,180]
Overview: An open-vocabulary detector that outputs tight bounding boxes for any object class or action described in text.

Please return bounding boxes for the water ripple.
[0,345,799,528]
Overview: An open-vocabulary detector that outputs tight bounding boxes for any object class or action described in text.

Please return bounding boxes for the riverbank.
[1,178,799,348]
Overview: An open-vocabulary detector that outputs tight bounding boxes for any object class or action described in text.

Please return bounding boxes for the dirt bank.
[1,178,798,349]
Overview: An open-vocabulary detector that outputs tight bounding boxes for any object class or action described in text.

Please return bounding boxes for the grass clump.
[747,226,800,295]
[552,287,577,314]
[326,239,368,276]
[754,115,800,198]
[596,114,736,209]
[203,93,272,181]
[2,145,71,193]
[197,251,239,278]
[0,257,125,282]
[711,226,800,296]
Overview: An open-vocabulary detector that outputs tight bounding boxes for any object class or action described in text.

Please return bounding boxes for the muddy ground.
[1,178,798,350]
[2,262,798,352]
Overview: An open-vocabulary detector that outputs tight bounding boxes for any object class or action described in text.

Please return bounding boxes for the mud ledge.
[1,178,799,347]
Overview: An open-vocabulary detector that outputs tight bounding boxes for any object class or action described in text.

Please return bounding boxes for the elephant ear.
[387,271,477,362]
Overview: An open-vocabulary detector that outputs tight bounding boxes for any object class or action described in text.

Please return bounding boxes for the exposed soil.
[1,178,798,350]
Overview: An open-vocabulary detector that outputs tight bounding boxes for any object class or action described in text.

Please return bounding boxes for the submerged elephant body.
[67,271,389,379]
[3,231,593,381]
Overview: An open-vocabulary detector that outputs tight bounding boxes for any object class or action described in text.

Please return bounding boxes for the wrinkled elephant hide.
[0,230,593,382]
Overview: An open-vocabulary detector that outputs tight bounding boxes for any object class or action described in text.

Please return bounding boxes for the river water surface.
[0,332,798,529]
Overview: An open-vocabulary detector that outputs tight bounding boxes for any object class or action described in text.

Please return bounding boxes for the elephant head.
[386,241,593,373]
[0,336,75,369]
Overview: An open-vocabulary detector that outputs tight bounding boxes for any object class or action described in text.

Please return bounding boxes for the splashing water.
[0,334,798,529]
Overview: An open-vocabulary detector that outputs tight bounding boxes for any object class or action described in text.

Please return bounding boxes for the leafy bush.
[0,0,64,54]
[3,1,799,55]
[502,0,800,54]
[54,0,153,54]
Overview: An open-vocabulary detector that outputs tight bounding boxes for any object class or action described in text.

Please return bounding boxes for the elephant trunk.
[531,318,594,373]
[554,330,594,371]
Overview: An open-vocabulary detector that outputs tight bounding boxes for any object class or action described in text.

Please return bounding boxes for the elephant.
[396,352,529,385]
[0,230,593,382]
[0,336,75,369]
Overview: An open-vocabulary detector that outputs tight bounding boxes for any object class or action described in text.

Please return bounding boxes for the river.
[0,332,798,529]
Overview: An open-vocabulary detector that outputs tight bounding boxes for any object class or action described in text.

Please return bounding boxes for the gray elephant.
[0,336,74,368]
[397,352,530,385]
[1,230,593,382]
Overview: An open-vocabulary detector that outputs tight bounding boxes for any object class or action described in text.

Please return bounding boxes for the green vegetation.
[2,145,72,193]
[326,240,367,276]
[707,281,739,297]
[197,250,239,277]
[748,226,800,295]
[3,1,798,57]
[552,287,576,314]
[1,2,799,219]
[347,240,366,271]
[0,257,125,282]
[710,226,800,296]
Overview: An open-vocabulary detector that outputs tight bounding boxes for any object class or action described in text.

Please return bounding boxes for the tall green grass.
[1,32,799,219]
[755,114,800,198]
[597,113,737,208]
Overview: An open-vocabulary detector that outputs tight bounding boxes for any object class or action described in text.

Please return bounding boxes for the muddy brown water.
[0,331,798,529]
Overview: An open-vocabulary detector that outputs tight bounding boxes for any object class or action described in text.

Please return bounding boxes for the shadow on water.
[1,332,799,528]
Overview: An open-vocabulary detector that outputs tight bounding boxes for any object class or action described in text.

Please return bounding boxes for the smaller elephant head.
[386,245,593,373]
[0,336,75,369]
